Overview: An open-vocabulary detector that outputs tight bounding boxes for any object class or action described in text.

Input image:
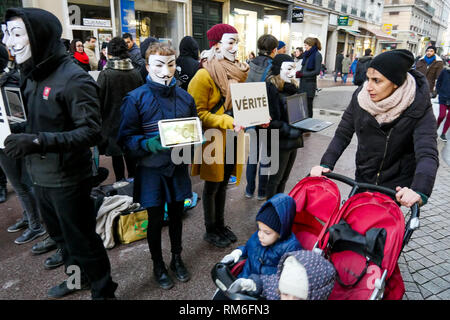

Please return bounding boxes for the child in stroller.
[218,194,302,297]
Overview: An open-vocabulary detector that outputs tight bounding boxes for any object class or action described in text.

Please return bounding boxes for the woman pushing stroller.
[310,49,439,207]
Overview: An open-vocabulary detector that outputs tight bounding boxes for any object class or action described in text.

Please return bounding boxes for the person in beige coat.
[84,36,98,71]
[341,54,352,84]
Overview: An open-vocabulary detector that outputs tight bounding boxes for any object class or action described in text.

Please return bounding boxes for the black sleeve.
[302,52,322,78]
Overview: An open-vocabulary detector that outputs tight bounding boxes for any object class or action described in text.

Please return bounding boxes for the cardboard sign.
[230,82,271,128]
[0,90,11,149]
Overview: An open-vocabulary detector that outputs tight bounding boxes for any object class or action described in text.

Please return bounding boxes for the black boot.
[44,248,64,270]
[170,254,190,282]
[153,260,174,290]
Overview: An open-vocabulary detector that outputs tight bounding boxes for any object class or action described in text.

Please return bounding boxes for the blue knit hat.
[256,204,281,234]
[277,41,286,50]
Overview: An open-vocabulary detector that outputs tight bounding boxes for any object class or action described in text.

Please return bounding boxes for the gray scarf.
[106,58,134,70]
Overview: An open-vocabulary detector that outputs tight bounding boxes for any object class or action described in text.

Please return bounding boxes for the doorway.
[192,0,223,52]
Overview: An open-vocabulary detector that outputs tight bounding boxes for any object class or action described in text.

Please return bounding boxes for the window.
[313,0,323,5]
[328,0,336,10]
[392,25,398,30]
[360,11,366,18]
[351,8,357,15]
[389,12,400,15]
[341,4,347,13]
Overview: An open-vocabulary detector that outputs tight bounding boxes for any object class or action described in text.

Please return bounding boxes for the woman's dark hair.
[69,39,83,54]
[107,37,130,59]
[257,34,278,56]
[304,37,322,51]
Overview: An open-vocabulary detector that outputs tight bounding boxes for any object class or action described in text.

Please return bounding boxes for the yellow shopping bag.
[116,208,148,244]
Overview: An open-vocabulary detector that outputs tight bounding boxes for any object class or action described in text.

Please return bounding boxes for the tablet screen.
[159,117,202,147]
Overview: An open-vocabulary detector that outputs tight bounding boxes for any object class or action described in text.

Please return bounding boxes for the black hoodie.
[5,8,102,187]
[176,36,199,90]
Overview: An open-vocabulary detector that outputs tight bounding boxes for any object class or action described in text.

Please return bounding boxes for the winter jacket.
[176,36,200,91]
[416,55,444,93]
[97,58,144,156]
[248,250,336,300]
[335,53,344,72]
[128,43,147,81]
[5,8,102,188]
[354,55,373,86]
[342,57,352,74]
[71,54,91,72]
[299,51,322,98]
[237,194,303,279]
[118,77,197,173]
[246,55,273,83]
[320,70,439,199]
[436,67,450,105]
[187,68,246,184]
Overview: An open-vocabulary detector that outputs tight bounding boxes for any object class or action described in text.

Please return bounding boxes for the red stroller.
[211,173,420,300]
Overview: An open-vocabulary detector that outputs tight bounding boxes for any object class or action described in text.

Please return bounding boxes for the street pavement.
[0,75,449,300]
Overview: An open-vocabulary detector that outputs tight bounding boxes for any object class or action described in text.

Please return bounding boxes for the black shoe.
[47,279,90,299]
[44,248,64,270]
[7,217,29,233]
[14,228,46,244]
[217,226,237,243]
[153,261,174,290]
[0,185,6,203]
[31,235,57,255]
[440,133,448,142]
[170,254,190,282]
[203,231,231,248]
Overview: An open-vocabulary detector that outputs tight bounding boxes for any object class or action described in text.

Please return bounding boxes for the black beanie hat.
[426,45,437,53]
[368,49,414,86]
[271,53,294,76]
[256,204,281,234]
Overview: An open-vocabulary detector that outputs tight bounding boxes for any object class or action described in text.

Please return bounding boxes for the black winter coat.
[176,36,200,91]
[97,60,144,156]
[299,51,322,98]
[320,70,439,198]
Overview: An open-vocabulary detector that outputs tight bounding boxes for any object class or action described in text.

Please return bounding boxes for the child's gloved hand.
[220,249,242,264]
[228,278,257,294]
[140,135,168,154]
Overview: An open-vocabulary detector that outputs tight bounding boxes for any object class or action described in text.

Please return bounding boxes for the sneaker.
[245,192,254,199]
[7,217,29,233]
[228,176,237,185]
[47,279,90,299]
[44,248,64,270]
[257,195,266,201]
[203,231,231,248]
[14,228,46,245]
[31,235,57,255]
[217,226,237,243]
[440,133,447,142]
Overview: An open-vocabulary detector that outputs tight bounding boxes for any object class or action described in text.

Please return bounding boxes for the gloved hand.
[141,135,167,154]
[220,249,242,264]
[4,133,41,159]
[296,71,303,78]
[228,278,257,294]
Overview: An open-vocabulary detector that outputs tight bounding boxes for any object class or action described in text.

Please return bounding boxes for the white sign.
[83,18,111,28]
[230,82,271,128]
[0,90,11,149]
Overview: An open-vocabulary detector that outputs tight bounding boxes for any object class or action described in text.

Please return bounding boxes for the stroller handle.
[321,172,420,247]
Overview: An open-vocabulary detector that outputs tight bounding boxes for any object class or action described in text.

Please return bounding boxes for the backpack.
[354,58,372,86]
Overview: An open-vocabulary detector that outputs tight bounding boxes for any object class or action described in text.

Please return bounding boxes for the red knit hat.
[206,24,238,48]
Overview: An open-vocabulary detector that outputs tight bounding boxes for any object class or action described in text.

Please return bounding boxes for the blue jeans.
[342,73,349,83]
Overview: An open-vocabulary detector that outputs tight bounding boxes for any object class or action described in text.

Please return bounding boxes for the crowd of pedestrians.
[0,7,445,300]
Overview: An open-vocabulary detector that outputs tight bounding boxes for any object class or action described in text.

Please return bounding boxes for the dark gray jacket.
[299,51,322,98]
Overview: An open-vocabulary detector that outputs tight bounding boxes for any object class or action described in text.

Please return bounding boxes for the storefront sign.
[120,0,136,40]
[382,24,392,35]
[83,18,111,28]
[230,82,271,128]
[338,16,349,26]
[292,9,304,23]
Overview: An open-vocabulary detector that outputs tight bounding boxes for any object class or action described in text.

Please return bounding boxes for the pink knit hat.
[206,24,238,48]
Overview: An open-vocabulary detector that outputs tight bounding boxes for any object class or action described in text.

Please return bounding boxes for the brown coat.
[415,55,444,93]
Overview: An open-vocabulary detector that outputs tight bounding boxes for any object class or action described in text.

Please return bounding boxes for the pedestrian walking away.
[436,65,450,142]
[118,42,197,290]
[334,52,344,83]
[354,49,373,86]
[2,8,117,300]
[341,54,352,84]
[310,49,439,209]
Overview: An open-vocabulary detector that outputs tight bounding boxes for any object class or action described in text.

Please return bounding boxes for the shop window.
[68,0,111,27]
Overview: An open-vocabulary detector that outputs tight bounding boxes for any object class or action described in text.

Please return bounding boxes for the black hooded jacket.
[176,36,199,91]
[320,70,439,198]
[5,8,102,187]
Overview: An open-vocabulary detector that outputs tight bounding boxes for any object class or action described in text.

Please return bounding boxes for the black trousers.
[265,149,298,200]
[146,200,184,262]
[0,166,6,187]
[307,97,314,118]
[111,155,136,181]
[202,163,234,232]
[34,178,117,299]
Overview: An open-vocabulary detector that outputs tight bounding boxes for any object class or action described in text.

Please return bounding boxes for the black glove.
[4,133,42,159]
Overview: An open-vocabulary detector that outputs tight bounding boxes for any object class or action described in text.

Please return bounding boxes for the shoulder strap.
[261,59,272,81]
[210,95,225,114]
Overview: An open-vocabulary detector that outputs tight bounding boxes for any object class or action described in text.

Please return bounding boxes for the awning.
[365,28,397,41]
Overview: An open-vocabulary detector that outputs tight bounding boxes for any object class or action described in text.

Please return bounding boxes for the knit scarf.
[424,55,436,65]
[73,51,89,64]
[357,72,416,124]
[106,58,134,70]
[302,46,318,71]
[202,57,249,111]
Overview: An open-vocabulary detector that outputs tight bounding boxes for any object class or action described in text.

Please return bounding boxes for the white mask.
[147,55,176,86]
[219,33,239,62]
[280,61,296,83]
[3,18,32,64]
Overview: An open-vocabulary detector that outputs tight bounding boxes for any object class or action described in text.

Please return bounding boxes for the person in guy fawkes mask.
[2,8,117,300]
[176,36,200,91]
